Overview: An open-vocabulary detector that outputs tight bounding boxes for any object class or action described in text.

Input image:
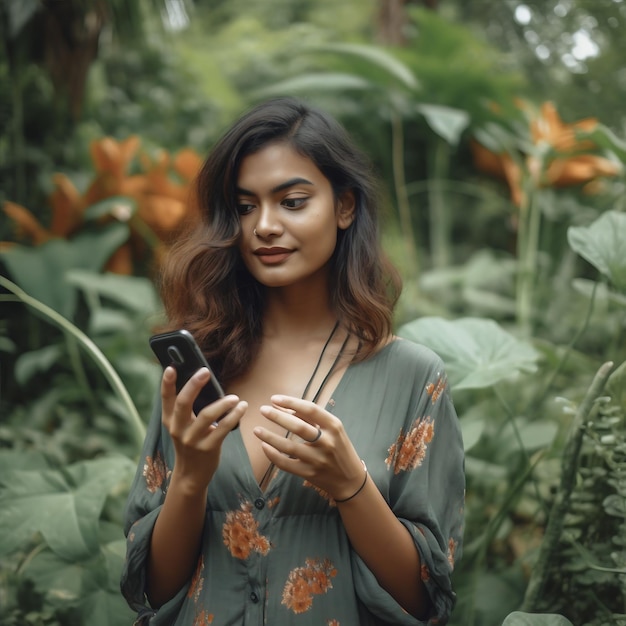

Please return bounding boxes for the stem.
[521,360,615,612]
[428,140,452,269]
[494,387,548,515]
[465,454,543,626]
[390,110,419,277]
[533,280,598,410]
[517,184,542,337]
[0,277,146,449]
[65,332,99,415]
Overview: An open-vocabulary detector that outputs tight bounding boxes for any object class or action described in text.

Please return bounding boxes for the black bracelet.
[334,460,368,503]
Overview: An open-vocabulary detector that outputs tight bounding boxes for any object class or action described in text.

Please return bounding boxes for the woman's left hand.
[253,395,364,501]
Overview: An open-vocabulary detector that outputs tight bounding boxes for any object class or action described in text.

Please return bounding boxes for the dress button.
[250,591,259,603]
[254,497,265,510]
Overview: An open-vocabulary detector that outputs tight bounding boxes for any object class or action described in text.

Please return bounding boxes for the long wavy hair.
[159,97,402,384]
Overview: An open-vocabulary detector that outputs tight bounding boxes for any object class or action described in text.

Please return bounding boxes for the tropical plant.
[1,135,202,277]
[0,270,161,625]
[399,202,626,624]
[471,99,625,337]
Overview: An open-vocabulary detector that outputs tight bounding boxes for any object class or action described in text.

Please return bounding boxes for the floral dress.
[121,339,465,625]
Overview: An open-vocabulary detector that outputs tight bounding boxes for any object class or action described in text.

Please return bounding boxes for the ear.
[336,190,356,230]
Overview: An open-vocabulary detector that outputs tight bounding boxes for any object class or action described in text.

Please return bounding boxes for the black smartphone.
[149,329,225,415]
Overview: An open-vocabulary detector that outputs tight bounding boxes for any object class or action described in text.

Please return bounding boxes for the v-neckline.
[232,339,400,495]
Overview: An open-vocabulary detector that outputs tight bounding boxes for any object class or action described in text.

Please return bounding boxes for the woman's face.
[236,141,354,289]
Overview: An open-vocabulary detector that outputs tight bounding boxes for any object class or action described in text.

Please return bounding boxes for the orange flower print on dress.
[222,502,270,560]
[303,480,334,505]
[143,451,171,493]
[447,538,458,570]
[282,558,337,614]
[386,417,435,474]
[188,556,205,601]
[420,563,431,583]
[192,610,214,626]
[327,620,340,626]
[425,375,447,404]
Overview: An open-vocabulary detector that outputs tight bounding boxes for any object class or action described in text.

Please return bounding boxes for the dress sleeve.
[352,347,465,625]
[120,395,175,618]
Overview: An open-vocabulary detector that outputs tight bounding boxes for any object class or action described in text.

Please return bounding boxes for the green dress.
[121,339,465,625]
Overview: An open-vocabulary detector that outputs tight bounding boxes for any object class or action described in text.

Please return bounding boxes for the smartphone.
[149,329,225,415]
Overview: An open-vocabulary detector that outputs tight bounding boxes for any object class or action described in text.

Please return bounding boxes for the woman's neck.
[261,284,337,341]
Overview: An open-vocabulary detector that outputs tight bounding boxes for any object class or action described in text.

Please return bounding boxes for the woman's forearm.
[146,475,208,608]
[336,474,428,619]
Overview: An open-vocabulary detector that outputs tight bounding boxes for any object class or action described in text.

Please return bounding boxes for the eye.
[282,197,307,210]
[237,202,255,215]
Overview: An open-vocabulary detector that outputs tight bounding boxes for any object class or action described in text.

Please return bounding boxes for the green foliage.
[398,317,540,390]
[502,613,574,626]
[0,269,159,624]
[568,211,626,291]
[2,1,626,624]
[399,7,526,126]
[0,223,129,319]
[534,361,626,623]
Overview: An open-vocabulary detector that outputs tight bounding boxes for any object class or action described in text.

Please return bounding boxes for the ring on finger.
[305,425,322,444]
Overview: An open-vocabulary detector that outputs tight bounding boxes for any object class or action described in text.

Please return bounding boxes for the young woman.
[122,97,465,626]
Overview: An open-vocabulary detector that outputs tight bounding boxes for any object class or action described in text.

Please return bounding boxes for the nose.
[254,205,283,238]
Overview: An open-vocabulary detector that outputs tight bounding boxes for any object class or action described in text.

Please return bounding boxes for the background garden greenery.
[1,1,626,624]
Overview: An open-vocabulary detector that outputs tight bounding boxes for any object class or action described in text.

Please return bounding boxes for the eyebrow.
[236,177,314,196]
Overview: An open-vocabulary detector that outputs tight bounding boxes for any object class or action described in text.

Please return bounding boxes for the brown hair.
[159,97,401,384]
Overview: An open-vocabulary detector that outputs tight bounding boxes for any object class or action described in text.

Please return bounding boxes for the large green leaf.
[83,196,137,222]
[606,359,626,414]
[502,612,574,626]
[581,123,626,162]
[6,0,40,37]
[0,223,129,319]
[567,211,626,292]
[66,270,160,315]
[24,541,136,624]
[398,317,539,390]
[311,42,419,90]
[253,72,373,99]
[417,103,470,146]
[0,456,136,560]
[14,344,64,384]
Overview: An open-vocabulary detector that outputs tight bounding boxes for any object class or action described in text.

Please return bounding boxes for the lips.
[253,247,293,264]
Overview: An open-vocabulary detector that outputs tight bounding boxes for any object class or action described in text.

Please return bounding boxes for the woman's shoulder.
[371,336,446,371]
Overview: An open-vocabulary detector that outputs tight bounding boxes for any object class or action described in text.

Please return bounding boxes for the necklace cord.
[258,322,348,490]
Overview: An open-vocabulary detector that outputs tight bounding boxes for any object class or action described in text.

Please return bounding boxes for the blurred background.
[1,1,626,624]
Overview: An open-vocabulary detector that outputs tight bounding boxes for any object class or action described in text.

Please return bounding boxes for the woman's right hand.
[161,366,247,495]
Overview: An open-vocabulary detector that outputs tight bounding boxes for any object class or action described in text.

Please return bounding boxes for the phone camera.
[167,346,185,365]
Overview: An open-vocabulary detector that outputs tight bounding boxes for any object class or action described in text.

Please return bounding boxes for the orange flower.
[48,173,84,236]
[188,556,205,601]
[282,558,337,614]
[545,154,621,187]
[386,416,435,474]
[470,140,524,207]
[222,503,270,560]
[142,451,171,493]
[425,376,447,404]
[90,136,140,179]
[2,201,52,244]
[447,537,458,570]
[472,100,621,206]
[192,610,214,626]
[2,135,204,276]
[529,101,598,152]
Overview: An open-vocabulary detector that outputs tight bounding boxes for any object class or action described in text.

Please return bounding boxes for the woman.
[122,97,465,625]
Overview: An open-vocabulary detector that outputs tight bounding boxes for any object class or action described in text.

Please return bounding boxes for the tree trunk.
[376,0,438,46]
[41,0,106,120]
